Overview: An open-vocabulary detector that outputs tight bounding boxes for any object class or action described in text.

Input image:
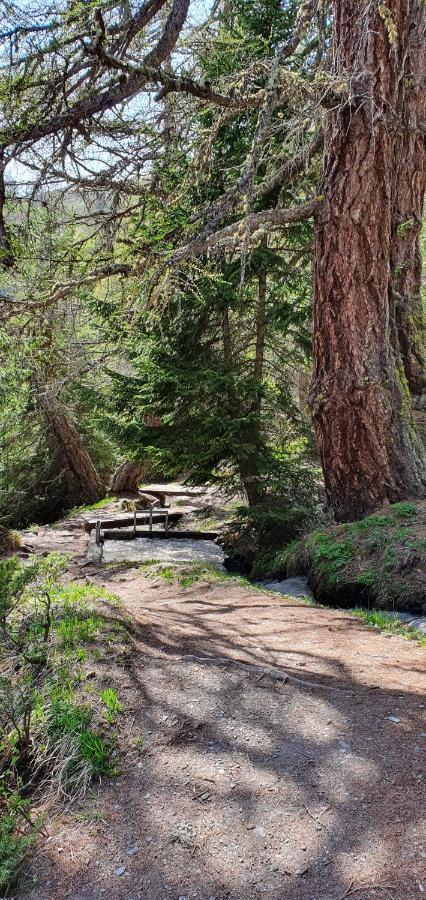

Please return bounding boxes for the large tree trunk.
[311,0,425,522]
[110,460,147,494]
[391,0,425,396]
[35,382,105,503]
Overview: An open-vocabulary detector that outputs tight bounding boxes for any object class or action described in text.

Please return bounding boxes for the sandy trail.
[18,523,426,900]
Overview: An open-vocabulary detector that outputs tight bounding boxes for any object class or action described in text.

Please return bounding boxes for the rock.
[127,846,139,856]
[260,577,314,601]
[254,825,266,839]
[386,716,401,723]
[115,866,126,876]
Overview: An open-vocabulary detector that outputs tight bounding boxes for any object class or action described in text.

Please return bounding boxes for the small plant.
[56,613,104,649]
[133,735,144,753]
[45,697,113,792]
[99,688,123,725]
[157,567,175,582]
[352,608,426,647]
[357,568,376,587]
[306,531,354,584]
[390,501,417,518]
[178,563,221,587]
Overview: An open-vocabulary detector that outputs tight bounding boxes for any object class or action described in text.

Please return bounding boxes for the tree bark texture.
[311,0,426,522]
[110,460,147,493]
[35,382,105,503]
[391,0,425,396]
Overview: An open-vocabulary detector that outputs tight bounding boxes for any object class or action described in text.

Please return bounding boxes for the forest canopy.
[0,0,425,530]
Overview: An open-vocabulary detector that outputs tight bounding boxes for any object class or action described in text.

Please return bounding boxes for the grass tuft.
[352,607,426,646]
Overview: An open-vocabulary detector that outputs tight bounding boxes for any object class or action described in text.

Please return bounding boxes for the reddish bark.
[311,0,425,521]
[391,0,426,396]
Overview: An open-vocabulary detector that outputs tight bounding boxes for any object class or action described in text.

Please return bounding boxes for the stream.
[101,536,225,567]
[97,535,426,634]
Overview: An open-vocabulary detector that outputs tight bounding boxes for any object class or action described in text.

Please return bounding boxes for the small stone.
[255,825,266,839]
[115,866,126,876]
[127,847,139,856]
[386,716,401,724]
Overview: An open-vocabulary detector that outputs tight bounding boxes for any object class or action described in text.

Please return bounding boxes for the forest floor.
[15,509,426,900]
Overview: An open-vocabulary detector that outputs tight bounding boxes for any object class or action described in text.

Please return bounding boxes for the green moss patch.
[265,501,426,613]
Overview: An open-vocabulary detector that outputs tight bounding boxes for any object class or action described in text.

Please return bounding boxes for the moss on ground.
[258,501,426,613]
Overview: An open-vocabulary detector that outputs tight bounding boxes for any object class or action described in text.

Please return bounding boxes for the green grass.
[68,497,115,516]
[390,501,418,518]
[55,613,105,649]
[0,557,131,893]
[156,567,175,582]
[276,501,422,605]
[352,607,426,646]
[142,562,223,585]
[55,582,123,608]
[99,688,123,725]
[47,697,113,778]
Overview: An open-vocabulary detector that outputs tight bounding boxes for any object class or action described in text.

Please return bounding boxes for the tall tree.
[1,0,424,523]
[391,0,425,396]
[311,0,426,521]
[33,378,105,503]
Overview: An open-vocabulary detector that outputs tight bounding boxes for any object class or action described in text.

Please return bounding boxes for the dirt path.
[18,524,426,900]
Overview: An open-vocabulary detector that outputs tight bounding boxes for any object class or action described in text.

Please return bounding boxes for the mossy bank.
[260,501,426,613]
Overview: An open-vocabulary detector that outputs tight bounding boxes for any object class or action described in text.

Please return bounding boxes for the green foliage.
[306,531,354,584]
[68,497,115,516]
[280,502,424,610]
[156,567,176,583]
[47,697,113,780]
[0,553,124,887]
[55,613,104,649]
[0,788,39,897]
[99,688,123,725]
[0,213,118,530]
[390,501,418,518]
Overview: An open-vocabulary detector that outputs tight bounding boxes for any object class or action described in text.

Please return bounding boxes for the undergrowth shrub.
[225,490,324,578]
[0,553,124,894]
[0,788,40,896]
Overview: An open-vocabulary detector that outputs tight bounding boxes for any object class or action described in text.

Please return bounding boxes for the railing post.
[165,509,169,532]
[95,520,101,545]
[149,505,153,533]
[133,509,137,536]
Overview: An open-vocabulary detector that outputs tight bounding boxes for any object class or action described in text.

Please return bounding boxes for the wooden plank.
[84,510,184,533]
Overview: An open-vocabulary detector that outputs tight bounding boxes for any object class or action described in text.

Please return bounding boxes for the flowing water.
[102,536,225,568]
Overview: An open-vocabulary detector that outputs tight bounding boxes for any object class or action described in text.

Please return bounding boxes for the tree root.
[173,653,355,693]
